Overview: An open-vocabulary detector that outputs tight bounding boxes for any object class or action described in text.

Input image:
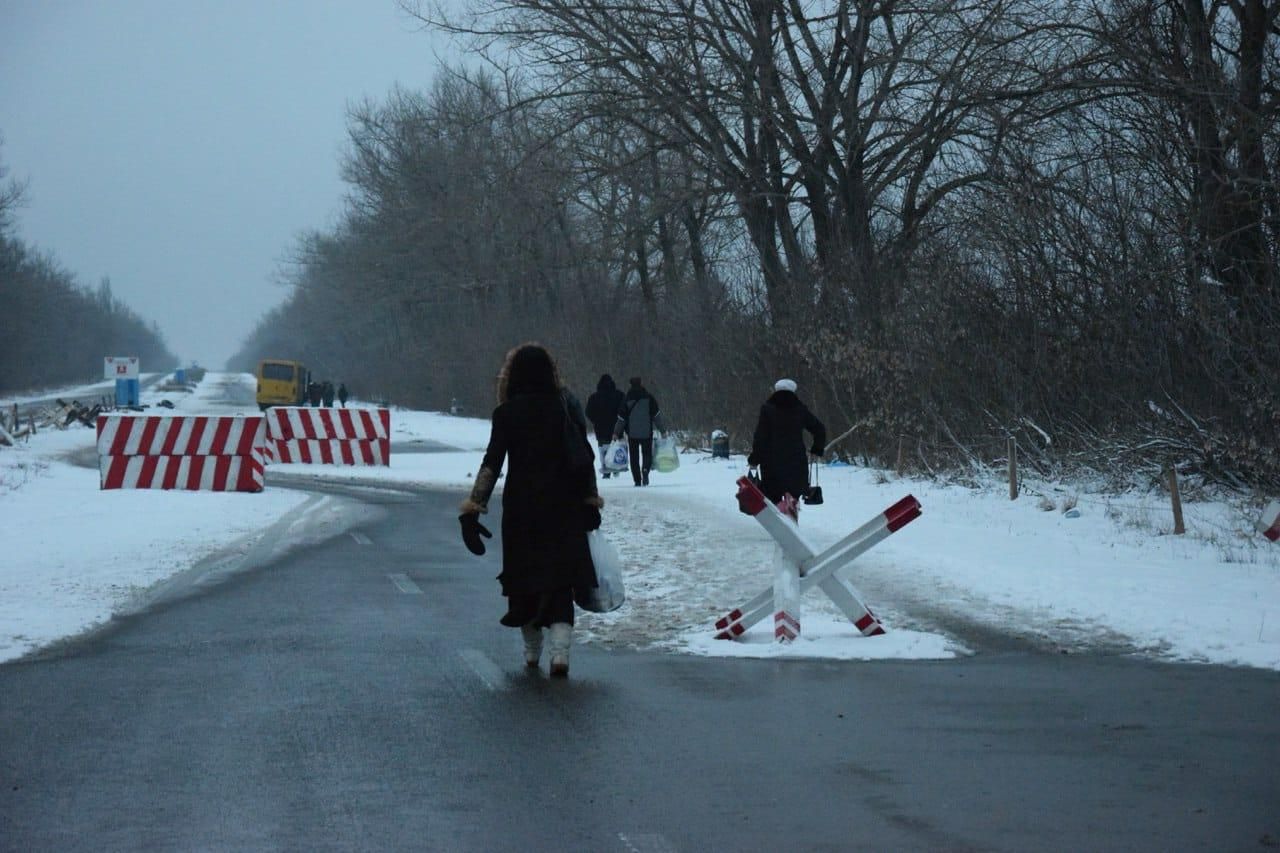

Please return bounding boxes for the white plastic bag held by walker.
[576,531,626,613]
[653,434,680,473]
[604,440,629,472]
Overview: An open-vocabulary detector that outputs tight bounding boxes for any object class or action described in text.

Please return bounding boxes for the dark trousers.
[503,589,575,627]
[629,437,653,484]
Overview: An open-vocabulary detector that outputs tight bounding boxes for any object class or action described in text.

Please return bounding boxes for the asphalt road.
[2,488,1278,852]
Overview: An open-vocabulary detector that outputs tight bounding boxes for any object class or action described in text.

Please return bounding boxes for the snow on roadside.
[4,374,1279,670]
[364,409,1280,669]
[0,373,313,663]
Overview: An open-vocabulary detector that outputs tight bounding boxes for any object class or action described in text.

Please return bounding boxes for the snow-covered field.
[4,373,1279,670]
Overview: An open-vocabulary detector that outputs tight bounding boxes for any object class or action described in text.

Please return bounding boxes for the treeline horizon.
[0,142,177,396]
[228,0,1279,490]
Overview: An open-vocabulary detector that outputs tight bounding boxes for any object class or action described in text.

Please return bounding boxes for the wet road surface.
[2,489,1278,851]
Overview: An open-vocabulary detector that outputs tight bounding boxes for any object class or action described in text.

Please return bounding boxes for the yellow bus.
[255,359,308,410]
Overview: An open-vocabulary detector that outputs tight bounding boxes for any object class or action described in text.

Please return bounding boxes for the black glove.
[459,513,492,555]
[583,505,602,532]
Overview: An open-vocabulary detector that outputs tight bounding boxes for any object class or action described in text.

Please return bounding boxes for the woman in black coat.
[747,378,826,512]
[459,343,603,677]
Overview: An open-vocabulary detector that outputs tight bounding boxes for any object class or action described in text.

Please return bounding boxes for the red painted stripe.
[158,417,184,455]
[318,441,334,464]
[715,608,742,630]
[188,455,208,488]
[212,456,231,490]
[735,476,767,515]
[334,408,354,437]
[378,409,390,437]
[854,614,876,631]
[379,438,390,464]
[108,418,135,456]
[102,457,127,489]
[317,408,336,438]
[886,505,922,533]
[136,455,160,488]
[208,417,233,456]
[1266,524,1279,542]
[340,441,356,465]
[162,456,182,489]
[868,626,886,636]
[884,495,921,519]
[729,623,745,637]
[301,409,320,439]
[186,417,209,457]
[134,417,161,456]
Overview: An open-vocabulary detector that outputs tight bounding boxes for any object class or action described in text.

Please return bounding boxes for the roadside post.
[716,477,921,642]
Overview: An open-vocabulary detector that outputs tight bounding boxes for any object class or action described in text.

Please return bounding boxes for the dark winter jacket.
[747,390,826,503]
[615,385,664,440]
[471,390,599,597]
[585,375,625,442]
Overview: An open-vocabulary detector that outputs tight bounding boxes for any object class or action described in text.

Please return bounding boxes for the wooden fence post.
[1166,464,1185,534]
[1008,438,1018,500]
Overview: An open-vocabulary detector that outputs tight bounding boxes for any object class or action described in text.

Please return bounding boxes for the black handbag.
[803,460,823,505]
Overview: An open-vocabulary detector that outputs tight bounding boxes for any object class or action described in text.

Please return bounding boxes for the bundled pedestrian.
[458,343,603,677]
[337,383,348,408]
[321,380,335,408]
[747,379,826,518]
[307,381,322,407]
[585,374,625,478]
[613,376,665,486]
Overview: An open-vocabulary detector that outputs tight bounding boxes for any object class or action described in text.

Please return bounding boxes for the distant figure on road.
[307,381,322,407]
[321,381,335,408]
[337,383,348,408]
[612,376,665,486]
[747,378,826,518]
[585,374,625,478]
[458,343,602,677]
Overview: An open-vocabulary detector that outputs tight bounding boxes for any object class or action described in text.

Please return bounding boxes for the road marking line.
[387,573,422,594]
[459,649,505,691]
[618,833,679,853]
[350,531,372,545]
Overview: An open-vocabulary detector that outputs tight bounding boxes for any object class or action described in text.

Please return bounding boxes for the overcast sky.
[1,0,459,369]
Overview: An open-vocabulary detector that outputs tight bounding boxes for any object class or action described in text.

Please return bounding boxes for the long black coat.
[586,378,625,442]
[479,391,596,597]
[747,390,826,503]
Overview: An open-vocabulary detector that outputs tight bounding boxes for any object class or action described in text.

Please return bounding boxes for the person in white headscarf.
[747,378,826,509]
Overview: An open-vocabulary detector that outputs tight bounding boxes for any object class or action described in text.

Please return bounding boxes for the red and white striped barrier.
[715,481,921,642]
[1259,501,1280,543]
[262,407,390,466]
[96,414,266,492]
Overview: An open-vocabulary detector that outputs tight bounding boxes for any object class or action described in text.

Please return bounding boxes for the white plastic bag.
[576,531,626,613]
[604,439,630,472]
[653,434,680,473]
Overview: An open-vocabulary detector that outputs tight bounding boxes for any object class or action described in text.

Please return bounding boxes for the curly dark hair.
[496,342,563,404]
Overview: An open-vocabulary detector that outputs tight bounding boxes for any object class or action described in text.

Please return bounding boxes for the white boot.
[520,624,543,668]
[547,622,573,677]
